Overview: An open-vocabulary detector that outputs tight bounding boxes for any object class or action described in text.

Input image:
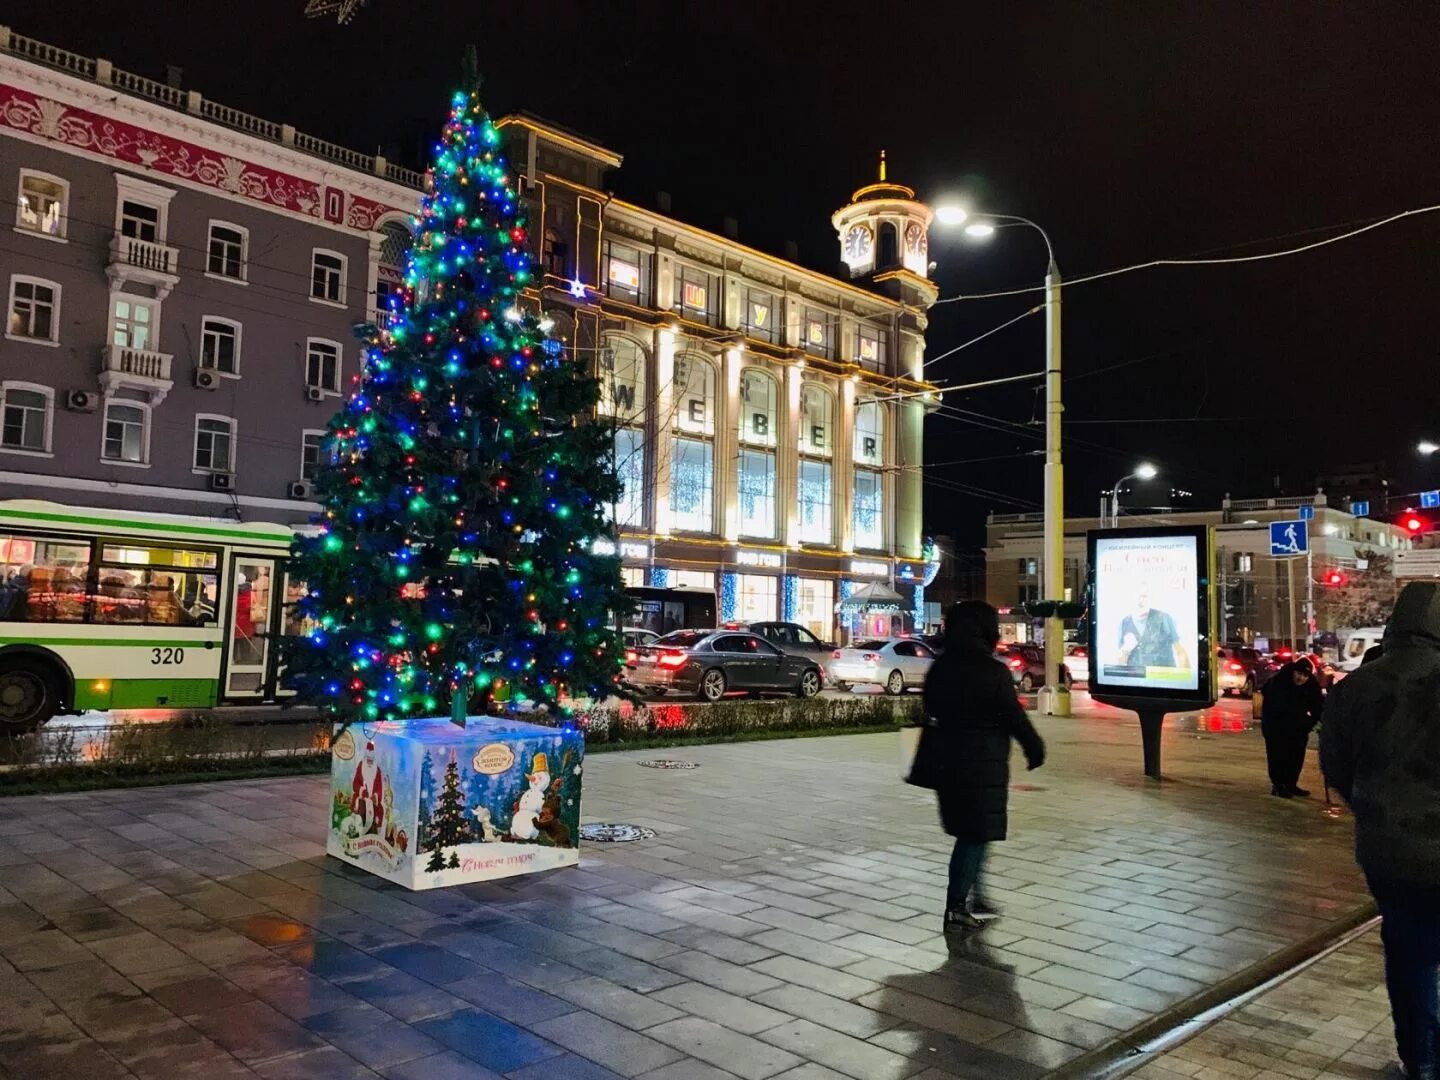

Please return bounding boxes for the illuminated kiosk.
[1085,525,1218,779]
[326,717,583,890]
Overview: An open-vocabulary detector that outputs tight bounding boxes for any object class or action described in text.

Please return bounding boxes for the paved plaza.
[0,708,1382,1079]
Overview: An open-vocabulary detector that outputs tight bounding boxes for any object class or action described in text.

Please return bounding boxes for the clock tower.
[831,151,935,293]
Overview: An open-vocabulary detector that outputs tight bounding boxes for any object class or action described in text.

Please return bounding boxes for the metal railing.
[110,234,180,278]
[104,345,173,382]
[0,25,423,193]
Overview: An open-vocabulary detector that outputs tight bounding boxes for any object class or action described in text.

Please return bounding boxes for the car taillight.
[862,653,880,663]
[1008,657,1024,669]
[657,649,688,669]
[625,650,638,664]
[1228,661,1243,673]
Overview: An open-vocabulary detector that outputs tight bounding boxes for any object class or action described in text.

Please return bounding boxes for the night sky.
[14,2,1438,545]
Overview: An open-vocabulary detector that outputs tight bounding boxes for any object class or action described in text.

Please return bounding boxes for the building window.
[102,401,148,463]
[855,325,888,371]
[306,339,341,392]
[798,459,833,544]
[620,566,645,588]
[311,250,346,304]
[200,318,241,375]
[0,384,52,453]
[301,430,326,481]
[110,296,155,351]
[854,400,885,466]
[542,228,568,277]
[795,578,835,642]
[742,288,776,343]
[803,307,832,358]
[854,468,884,550]
[603,240,648,305]
[1234,553,1253,573]
[194,416,235,472]
[598,335,647,426]
[613,426,646,530]
[16,171,67,239]
[672,264,719,325]
[799,383,833,458]
[671,437,714,533]
[739,368,778,448]
[672,570,715,591]
[739,449,777,540]
[673,354,716,436]
[736,574,778,623]
[7,277,59,343]
[207,222,247,280]
[877,222,898,268]
[120,199,160,242]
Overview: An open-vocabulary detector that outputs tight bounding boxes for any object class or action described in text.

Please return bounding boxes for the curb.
[1043,900,1380,1079]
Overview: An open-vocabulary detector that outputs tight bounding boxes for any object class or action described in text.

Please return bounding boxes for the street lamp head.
[1135,463,1158,480]
[934,205,968,227]
[1419,440,1439,456]
[963,222,996,239]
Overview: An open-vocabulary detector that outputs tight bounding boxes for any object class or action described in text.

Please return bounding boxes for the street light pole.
[1039,258,1069,717]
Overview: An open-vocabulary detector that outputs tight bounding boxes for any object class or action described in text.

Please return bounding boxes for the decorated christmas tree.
[285,60,627,724]
[429,751,469,851]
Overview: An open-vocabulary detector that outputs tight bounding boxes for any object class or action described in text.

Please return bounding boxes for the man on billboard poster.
[1112,581,1190,674]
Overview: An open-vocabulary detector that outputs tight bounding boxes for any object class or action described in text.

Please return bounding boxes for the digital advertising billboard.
[1087,525,1215,706]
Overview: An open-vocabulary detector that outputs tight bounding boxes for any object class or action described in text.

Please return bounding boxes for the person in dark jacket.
[1260,656,1323,797]
[922,601,1046,934]
[1321,581,1440,1080]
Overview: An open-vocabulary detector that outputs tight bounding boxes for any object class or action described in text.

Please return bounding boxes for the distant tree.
[1325,549,1399,631]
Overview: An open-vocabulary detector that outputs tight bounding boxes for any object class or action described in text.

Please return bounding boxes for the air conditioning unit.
[194,369,220,390]
[208,472,235,491]
[66,389,99,412]
[305,385,326,402]
[288,480,313,500]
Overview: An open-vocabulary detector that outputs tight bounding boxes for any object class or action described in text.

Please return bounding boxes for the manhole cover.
[580,823,656,843]
[638,759,699,770]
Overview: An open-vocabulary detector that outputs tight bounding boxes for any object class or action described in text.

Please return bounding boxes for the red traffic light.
[1405,515,1425,533]
[1324,570,1345,586]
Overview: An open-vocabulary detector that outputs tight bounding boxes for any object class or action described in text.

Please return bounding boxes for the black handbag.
[905,720,948,790]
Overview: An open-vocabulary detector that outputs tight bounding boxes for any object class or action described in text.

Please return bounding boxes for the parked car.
[829,638,935,695]
[1335,627,1385,674]
[1062,644,1089,684]
[622,627,659,651]
[997,644,1073,693]
[1216,645,1272,698]
[625,629,823,702]
[737,622,836,678]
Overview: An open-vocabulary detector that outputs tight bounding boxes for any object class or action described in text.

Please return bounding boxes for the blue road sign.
[1269,520,1308,557]
[1299,505,1314,521]
[1421,490,1440,510]
[1351,500,1370,518]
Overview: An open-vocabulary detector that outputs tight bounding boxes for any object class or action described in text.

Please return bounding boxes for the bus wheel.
[0,657,60,734]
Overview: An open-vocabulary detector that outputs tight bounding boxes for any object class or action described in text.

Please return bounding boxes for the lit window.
[194,416,235,472]
[794,578,834,642]
[1,385,51,452]
[207,223,247,279]
[799,384,833,458]
[200,318,240,374]
[311,250,346,304]
[16,172,67,238]
[854,469,884,550]
[673,354,716,436]
[739,449,776,540]
[742,288,776,343]
[598,336,647,426]
[110,296,155,351]
[673,265,717,324]
[603,240,646,303]
[306,340,341,392]
[613,427,646,530]
[7,278,59,342]
[854,401,885,466]
[856,325,888,370]
[798,460,833,544]
[804,308,831,357]
[670,437,714,533]
[739,368,778,448]
[102,402,147,463]
[736,575,778,622]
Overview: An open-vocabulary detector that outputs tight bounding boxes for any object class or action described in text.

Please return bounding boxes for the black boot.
[944,908,984,933]
[1271,785,1293,798]
[1289,785,1311,797]
[970,895,1002,917]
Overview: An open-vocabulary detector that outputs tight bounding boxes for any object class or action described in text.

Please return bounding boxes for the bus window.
[0,534,91,623]
[93,543,219,627]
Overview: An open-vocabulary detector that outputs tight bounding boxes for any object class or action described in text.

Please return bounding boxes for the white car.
[828,638,935,695]
[1062,645,1090,684]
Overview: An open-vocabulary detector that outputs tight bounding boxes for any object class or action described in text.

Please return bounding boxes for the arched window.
[601,335,648,530]
[374,219,413,326]
[671,354,717,532]
[853,400,886,550]
[854,400,885,466]
[877,221,898,269]
[797,383,834,545]
[738,368,779,539]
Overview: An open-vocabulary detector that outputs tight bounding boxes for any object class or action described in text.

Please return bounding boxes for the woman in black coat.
[1260,657,1323,797]
[922,601,1046,933]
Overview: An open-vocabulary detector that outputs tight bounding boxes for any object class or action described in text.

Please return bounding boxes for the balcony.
[107,235,180,298]
[100,345,174,404]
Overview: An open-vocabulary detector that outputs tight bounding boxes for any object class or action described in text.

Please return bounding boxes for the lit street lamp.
[935,205,1069,716]
[1419,440,1438,456]
[1104,463,1159,527]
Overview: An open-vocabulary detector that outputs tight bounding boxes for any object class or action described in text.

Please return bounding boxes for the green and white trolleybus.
[0,500,311,732]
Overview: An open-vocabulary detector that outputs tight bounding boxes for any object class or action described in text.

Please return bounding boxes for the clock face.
[845,223,873,261]
[904,222,926,258]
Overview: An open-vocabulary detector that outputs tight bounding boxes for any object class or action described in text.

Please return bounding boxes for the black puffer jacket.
[923,632,1045,843]
[1261,661,1324,735]
[1320,581,1440,887]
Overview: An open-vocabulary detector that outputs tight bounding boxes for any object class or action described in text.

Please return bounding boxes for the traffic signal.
[1403,512,1427,534]
[1323,570,1346,586]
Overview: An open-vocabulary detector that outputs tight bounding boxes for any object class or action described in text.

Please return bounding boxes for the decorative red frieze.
[0,82,410,229]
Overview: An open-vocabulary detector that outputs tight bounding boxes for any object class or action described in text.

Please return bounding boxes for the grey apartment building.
[0,27,940,640]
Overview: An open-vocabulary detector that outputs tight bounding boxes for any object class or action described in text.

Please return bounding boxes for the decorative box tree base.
[327,717,583,890]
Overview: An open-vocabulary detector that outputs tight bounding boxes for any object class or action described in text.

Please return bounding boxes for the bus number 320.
[151,647,185,666]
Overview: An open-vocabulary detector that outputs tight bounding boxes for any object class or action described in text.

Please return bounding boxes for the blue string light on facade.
[720,572,738,621]
[781,575,799,622]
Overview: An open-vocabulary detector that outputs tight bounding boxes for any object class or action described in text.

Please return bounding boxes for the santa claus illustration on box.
[350,740,385,835]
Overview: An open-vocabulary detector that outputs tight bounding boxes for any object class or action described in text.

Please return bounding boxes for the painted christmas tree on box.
[285,55,628,726]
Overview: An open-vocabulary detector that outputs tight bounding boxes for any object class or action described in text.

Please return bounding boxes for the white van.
[1336,627,1385,674]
